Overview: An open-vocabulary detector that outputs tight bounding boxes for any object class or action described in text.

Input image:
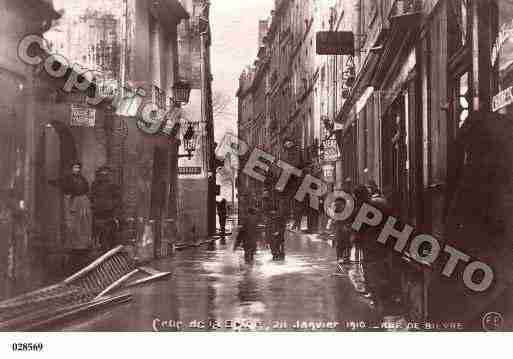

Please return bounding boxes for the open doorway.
[40,121,79,247]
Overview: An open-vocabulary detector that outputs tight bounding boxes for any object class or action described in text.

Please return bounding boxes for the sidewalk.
[287,228,408,323]
[175,216,239,250]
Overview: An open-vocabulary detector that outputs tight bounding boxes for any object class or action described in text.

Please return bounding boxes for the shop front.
[491,0,513,114]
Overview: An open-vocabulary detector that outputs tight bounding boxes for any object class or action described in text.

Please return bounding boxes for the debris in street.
[0,245,171,330]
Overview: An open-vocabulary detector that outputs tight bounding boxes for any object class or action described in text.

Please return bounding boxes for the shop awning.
[334,26,388,127]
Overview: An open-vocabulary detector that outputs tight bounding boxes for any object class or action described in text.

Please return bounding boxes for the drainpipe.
[354,0,362,69]
[198,3,216,236]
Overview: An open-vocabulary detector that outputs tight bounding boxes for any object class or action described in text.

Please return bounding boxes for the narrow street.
[60,227,381,331]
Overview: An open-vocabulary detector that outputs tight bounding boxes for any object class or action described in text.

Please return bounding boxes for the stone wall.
[177,177,208,244]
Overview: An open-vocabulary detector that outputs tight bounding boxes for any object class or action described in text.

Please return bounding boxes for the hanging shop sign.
[492,86,513,112]
[322,138,341,162]
[70,104,96,127]
[316,31,355,55]
[491,19,513,67]
[322,164,335,183]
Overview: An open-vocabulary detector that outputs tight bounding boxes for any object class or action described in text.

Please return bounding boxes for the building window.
[382,96,408,215]
[455,72,470,130]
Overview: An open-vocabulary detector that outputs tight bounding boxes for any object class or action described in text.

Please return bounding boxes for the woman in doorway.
[49,161,93,251]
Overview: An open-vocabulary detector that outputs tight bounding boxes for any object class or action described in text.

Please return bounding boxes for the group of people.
[333,178,402,314]
[233,202,287,263]
[49,161,122,253]
[333,179,386,263]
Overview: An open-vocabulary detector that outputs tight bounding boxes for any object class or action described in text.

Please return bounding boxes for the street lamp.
[283,138,296,150]
[178,122,196,160]
[171,80,192,107]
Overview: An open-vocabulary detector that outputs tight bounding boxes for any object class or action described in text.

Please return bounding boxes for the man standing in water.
[234,207,258,263]
[334,178,354,264]
[217,198,228,236]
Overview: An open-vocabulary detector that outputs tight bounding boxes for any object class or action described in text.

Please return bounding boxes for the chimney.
[258,19,269,48]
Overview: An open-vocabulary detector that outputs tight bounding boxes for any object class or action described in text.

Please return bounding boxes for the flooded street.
[61,230,381,331]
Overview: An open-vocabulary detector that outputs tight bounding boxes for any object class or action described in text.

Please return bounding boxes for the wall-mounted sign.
[97,78,118,100]
[322,138,341,162]
[322,164,335,183]
[492,86,513,112]
[70,104,95,127]
[178,166,202,176]
[316,31,355,56]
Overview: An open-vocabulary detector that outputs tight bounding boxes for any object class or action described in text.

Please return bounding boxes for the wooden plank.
[63,245,125,284]
[125,272,172,288]
[95,269,140,300]
[0,284,62,310]
[22,293,133,331]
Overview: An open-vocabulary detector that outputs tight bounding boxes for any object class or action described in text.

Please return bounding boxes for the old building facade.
[176,0,215,242]
[42,0,190,263]
[334,0,513,321]
[237,0,513,321]
[0,0,61,301]
[0,0,193,301]
[236,0,351,228]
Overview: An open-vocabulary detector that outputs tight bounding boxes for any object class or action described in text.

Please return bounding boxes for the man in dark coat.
[90,166,122,251]
[270,204,286,260]
[234,207,258,263]
[49,161,89,198]
[354,183,400,314]
[334,178,354,263]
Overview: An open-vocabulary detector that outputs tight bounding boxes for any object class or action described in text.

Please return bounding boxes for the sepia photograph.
[0,0,512,351]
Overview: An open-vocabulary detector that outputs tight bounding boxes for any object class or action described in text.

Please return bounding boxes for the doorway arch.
[39,121,79,250]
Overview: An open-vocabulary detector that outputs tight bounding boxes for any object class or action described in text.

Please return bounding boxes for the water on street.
[61,228,384,331]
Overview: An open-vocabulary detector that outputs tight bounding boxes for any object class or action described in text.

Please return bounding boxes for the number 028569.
[11,343,44,352]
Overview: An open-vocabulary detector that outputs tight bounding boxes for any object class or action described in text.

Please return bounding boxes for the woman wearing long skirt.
[49,161,93,255]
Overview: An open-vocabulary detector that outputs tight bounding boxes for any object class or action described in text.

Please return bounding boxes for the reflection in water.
[62,230,397,331]
[346,263,367,294]
[237,269,261,304]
